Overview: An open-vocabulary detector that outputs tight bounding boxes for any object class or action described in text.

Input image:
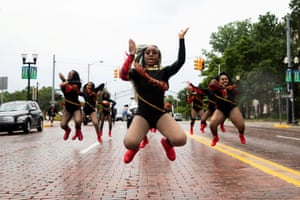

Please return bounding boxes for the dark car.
[0,100,44,134]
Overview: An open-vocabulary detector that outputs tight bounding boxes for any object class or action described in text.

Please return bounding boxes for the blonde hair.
[135,44,162,67]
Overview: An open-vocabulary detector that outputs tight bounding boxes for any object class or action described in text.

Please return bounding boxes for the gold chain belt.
[137,94,166,113]
[64,99,81,107]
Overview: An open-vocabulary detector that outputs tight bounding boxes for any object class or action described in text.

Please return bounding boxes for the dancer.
[187,80,226,133]
[186,82,206,134]
[59,70,83,141]
[98,91,116,138]
[119,27,189,163]
[208,72,246,146]
[82,82,105,142]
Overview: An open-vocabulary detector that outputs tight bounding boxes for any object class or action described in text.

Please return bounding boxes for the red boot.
[239,134,246,144]
[139,136,149,148]
[63,127,71,140]
[72,129,83,141]
[161,138,176,161]
[211,135,219,146]
[124,149,139,163]
[220,123,226,132]
[190,126,193,135]
[71,132,77,140]
[150,128,156,133]
[97,132,102,143]
[108,131,112,137]
[76,129,83,141]
[200,123,206,133]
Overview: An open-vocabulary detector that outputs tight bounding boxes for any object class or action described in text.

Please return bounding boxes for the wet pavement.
[0,120,300,199]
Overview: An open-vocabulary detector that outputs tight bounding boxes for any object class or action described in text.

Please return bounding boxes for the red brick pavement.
[0,121,300,199]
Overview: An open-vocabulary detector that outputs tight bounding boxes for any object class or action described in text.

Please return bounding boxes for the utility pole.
[51,54,56,104]
[286,15,297,124]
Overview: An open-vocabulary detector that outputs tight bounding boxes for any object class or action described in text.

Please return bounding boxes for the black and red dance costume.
[119,39,185,128]
[208,76,245,145]
[186,88,206,134]
[188,81,226,133]
[82,83,105,115]
[82,83,104,141]
[100,96,116,117]
[61,82,81,114]
[60,80,82,140]
[99,94,116,137]
[208,78,238,118]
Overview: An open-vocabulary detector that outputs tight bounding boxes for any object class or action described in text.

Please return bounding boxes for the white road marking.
[80,142,99,154]
[276,135,300,141]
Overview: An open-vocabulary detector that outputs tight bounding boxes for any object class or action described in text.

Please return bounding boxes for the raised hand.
[179,27,189,39]
[129,39,136,55]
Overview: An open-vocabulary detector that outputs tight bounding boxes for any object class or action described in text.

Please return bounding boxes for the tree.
[204,12,287,118]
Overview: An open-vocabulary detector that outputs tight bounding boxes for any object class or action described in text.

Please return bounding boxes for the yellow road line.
[188,133,300,187]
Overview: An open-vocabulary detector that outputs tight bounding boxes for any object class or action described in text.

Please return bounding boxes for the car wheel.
[83,119,88,125]
[37,118,43,132]
[23,120,31,133]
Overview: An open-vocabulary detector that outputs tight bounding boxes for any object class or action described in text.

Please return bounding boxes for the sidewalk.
[243,120,300,129]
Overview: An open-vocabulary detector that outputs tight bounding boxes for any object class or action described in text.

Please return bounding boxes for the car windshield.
[0,102,27,112]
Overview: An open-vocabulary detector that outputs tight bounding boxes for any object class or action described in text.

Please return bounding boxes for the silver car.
[173,113,183,121]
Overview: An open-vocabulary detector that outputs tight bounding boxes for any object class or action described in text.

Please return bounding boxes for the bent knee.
[170,134,187,146]
[123,138,140,150]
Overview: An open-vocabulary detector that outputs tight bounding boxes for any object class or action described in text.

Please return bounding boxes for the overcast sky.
[0,0,290,108]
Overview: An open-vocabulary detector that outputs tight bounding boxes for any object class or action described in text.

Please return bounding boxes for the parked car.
[115,113,123,121]
[83,114,91,125]
[173,113,183,121]
[0,100,44,134]
[127,102,137,128]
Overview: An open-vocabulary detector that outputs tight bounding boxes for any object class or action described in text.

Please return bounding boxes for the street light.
[284,55,299,125]
[22,53,38,100]
[88,60,103,82]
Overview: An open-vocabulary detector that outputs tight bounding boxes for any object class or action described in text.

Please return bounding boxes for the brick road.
[1,121,300,199]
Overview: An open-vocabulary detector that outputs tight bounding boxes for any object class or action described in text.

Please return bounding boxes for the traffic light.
[198,58,205,71]
[194,59,199,70]
[113,68,119,78]
[194,58,205,71]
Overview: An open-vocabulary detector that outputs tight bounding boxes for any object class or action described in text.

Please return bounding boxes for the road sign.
[21,66,37,79]
[0,77,8,90]
[273,86,283,92]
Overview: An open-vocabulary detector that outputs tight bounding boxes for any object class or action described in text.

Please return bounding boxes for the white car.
[115,113,123,121]
[173,113,182,121]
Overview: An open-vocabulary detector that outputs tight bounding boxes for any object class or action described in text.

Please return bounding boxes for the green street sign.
[273,86,283,92]
[21,66,37,79]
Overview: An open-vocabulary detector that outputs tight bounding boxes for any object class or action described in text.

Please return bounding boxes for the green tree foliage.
[192,11,292,119]
[289,0,300,44]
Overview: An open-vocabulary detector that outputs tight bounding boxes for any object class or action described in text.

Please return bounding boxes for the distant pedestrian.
[119,27,189,164]
[164,100,173,116]
[59,70,83,141]
[47,104,57,126]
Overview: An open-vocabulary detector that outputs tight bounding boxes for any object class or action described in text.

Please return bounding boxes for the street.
[1,120,300,199]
